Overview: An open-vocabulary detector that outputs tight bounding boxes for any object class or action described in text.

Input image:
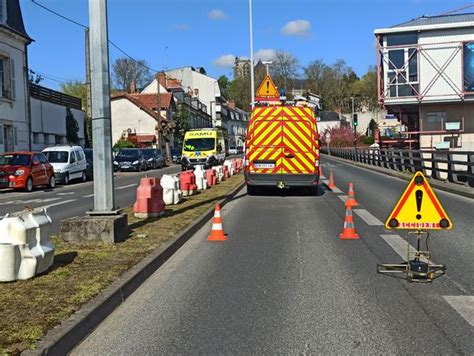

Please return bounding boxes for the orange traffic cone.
[208,204,228,241]
[345,182,359,208]
[340,206,359,240]
[328,170,337,190]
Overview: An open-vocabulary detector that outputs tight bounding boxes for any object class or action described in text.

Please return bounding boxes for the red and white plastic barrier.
[133,177,165,218]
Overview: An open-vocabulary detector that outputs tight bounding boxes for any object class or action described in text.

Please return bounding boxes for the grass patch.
[0,174,244,354]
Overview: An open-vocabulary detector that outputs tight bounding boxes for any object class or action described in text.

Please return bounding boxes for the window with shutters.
[0,56,15,100]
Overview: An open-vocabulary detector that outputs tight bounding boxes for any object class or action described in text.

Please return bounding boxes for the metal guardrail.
[321,147,474,187]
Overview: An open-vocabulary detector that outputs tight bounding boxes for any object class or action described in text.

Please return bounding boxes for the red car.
[0,152,56,192]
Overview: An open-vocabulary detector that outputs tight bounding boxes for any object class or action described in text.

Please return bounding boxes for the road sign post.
[377,171,451,282]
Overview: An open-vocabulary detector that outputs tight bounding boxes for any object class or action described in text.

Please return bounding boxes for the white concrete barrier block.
[160,174,184,205]
[194,165,207,190]
[224,160,235,176]
[0,209,55,282]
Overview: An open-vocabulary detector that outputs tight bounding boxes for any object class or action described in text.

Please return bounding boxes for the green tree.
[218,75,230,97]
[113,138,136,149]
[66,108,80,145]
[174,105,192,146]
[271,50,300,93]
[60,81,92,147]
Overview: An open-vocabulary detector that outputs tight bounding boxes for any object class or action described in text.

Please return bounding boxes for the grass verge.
[0,174,244,354]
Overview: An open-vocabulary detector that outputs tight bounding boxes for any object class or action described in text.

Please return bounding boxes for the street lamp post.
[249,0,255,109]
[89,0,115,214]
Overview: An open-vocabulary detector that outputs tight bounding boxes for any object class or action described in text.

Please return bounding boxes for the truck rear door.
[279,107,316,175]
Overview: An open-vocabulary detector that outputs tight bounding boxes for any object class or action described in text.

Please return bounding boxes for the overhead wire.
[30,0,161,74]
[438,3,474,16]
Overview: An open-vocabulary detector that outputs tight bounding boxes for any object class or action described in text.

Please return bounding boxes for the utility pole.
[85,28,92,147]
[89,0,115,213]
[249,0,255,109]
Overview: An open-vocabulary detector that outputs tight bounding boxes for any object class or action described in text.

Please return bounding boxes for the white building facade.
[29,85,85,150]
[375,13,474,150]
[0,0,32,153]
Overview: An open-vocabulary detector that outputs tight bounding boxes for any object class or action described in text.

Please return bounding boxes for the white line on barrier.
[116,184,137,190]
[354,209,384,226]
[443,296,474,326]
[39,199,77,209]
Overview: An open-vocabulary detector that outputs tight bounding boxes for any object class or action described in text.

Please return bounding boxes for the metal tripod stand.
[377,230,446,283]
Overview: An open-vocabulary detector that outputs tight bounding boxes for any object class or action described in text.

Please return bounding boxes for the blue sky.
[20,0,472,90]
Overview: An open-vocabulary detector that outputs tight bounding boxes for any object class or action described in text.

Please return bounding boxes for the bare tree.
[112,57,153,92]
[271,51,300,91]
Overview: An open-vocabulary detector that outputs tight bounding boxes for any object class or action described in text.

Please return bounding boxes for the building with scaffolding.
[375,13,474,151]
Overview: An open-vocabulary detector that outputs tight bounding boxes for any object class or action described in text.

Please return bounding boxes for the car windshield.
[117,150,139,160]
[183,138,215,152]
[44,151,69,163]
[141,149,155,159]
[0,154,31,166]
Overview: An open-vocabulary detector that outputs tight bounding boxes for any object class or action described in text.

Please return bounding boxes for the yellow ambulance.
[181,128,226,170]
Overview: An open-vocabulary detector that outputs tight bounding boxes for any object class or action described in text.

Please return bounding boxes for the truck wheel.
[247,185,258,196]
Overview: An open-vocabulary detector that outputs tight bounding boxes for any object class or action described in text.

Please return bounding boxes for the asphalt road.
[73,156,474,354]
[0,165,181,233]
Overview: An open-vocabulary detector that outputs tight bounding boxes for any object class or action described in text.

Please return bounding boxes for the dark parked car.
[140,148,164,170]
[113,149,147,172]
[171,147,181,163]
[84,148,93,180]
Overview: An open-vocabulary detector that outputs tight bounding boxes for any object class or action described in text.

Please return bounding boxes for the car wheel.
[63,173,70,185]
[48,175,56,189]
[24,177,34,192]
[81,171,87,182]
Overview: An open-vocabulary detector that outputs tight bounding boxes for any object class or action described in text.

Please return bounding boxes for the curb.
[26,180,246,356]
[322,154,474,199]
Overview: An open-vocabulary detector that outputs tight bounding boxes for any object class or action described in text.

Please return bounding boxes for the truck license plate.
[254,163,275,169]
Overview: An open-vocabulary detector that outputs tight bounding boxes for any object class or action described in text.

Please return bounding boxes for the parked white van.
[42,146,87,184]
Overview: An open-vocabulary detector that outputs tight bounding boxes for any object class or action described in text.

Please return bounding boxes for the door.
[3,125,14,152]
[69,150,78,178]
[280,108,316,175]
[248,108,283,175]
[32,154,46,185]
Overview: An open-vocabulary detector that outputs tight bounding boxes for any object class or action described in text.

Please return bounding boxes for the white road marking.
[84,194,95,198]
[39,197,62,203]
[330,186,343,194]
[116,183,137,190]
[380,234,427,262]
[338,195,348,202]
[354,209,383,226]
[443,296,474,326]
[39,199,77,209]
[57,192,75,196]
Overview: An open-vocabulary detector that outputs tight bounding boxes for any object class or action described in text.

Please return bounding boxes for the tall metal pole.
[85,28,92,147]
[89,0,115,213]
[249,0,255,109]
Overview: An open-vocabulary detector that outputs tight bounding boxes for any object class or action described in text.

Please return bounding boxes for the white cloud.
[254,49,277,62]
[281,20,311,37]
[214,54,236,68]
[208,9,227,20]
[171,24,190,32]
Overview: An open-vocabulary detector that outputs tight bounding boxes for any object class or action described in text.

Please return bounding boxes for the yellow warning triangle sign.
[256,75,279,99]
[385,171,452,230]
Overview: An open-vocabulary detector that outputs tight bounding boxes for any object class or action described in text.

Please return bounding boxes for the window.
[77,150,85,161]
[44,151,68,163]
[69,151,76,164]
[44,134,50,146]
[0,0,6,24]
[424,112,447,131]
[387,47,419,97]
[33,133,40,144]
[38,154,49,164]
[386,32,418,46]
[0,57,15,100]
[0,124,3,145]
[464,42,474,91]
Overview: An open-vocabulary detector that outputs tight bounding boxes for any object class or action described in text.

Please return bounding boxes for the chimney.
[130,80,137,93]
[156,72,167,90]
